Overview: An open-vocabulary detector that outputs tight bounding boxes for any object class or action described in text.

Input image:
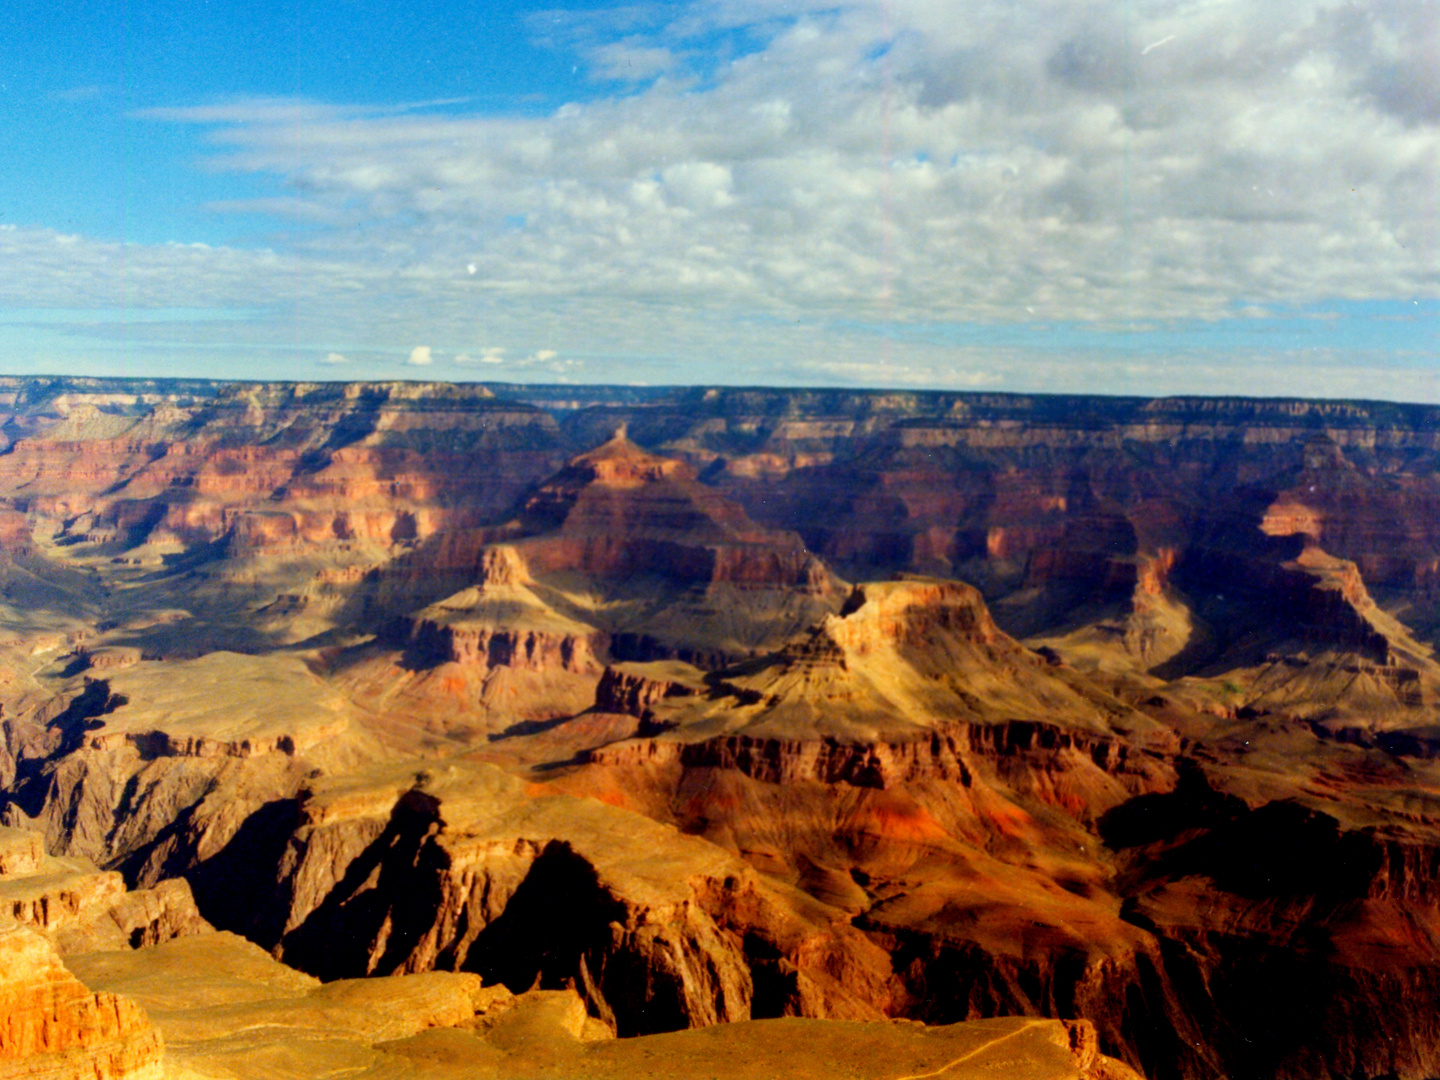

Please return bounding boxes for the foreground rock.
[261,761,851,1032]
[0,922,163,1080]
[67,931,1137,1080]
[0,825,209,954]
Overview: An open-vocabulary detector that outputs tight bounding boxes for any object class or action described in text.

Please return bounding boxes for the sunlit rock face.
[3,379,1440,1079]
[0,923,164,1080]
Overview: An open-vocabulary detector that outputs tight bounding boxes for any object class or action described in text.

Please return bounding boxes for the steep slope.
[0,923,164,1080]
[549,577,1440,1080]
[393,429,847,664]
[628,577,1171,745]
[0,825,208,954]
[351,430,848,737]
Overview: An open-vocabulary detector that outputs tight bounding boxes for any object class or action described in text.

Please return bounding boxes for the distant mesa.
[384,431,847,700]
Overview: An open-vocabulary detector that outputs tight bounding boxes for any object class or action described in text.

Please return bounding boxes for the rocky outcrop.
[0,828,43,877]
[592,719,1169,801]
[617,578,1177,754]
[399,617,605,674]
[1091,768,1440,1080]
[374,433,848,672]
[0,923,164,1080]
[0,718,314,912]
[65,924,1143,1080]
[262,767,774,1035]
[1174,547,1391,661]
[594,664,703,723]
[502,432,843,602]
[0,825,210,955]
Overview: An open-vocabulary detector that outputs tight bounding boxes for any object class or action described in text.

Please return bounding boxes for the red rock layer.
[0,924,163,1079]
[0,381,567,560]
[400,619,605,675]
[510,432,836,593]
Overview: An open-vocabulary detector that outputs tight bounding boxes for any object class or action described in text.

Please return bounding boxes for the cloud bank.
[5,0,1437,397]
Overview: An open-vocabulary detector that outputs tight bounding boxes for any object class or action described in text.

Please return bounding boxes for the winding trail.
[891,1020,1052,1080]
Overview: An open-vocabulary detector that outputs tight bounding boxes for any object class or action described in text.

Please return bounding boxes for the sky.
[0,0,1437,400]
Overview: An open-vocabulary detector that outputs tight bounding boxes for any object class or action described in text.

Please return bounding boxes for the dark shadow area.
[46,680,127,755]
[465,840,626,996]
[488,713,583,741]
[56,651,93,678]
[1104,763,1385,902]
[184,799,302,948]
[1100,762,1247,850]
[122,501,171,549]
[279,790,446,980]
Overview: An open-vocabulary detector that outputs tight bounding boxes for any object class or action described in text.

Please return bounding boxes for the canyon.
[1,376,1440,1078]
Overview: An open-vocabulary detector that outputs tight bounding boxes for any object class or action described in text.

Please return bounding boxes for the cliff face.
[376,433,849,691]
[0,383,568,654]
[247,765,864,1037]
[0,924,164,1080]
[0,815,215,1080]
[63,923,1142,1080]
[574,390,1440,657]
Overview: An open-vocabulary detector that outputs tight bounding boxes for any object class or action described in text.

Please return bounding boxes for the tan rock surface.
[93,653,363,760]
[387,1015,1139,1080]
[624,577,1174,746]
[69,932,505,1080]
[69,931,1134,1080]
[0,824,210,954]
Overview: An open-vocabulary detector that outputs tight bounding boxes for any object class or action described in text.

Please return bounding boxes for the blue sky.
[1,0,1437,400]
[1,1,647,243]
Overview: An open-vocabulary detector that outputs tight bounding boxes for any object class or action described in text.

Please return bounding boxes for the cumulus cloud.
[320,352,350,365]
[149,2,1435,324]
[406,345,433,366]
[4,1,1435,396]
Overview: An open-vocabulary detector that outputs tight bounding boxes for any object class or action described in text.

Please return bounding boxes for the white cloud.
[2,1,1434,397]
[152,2,1433,323]
[320,352,350,365]
[454,347,506,365]
[407,345,433,366]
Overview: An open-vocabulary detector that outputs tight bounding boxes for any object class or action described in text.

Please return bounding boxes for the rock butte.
[1,378,1440,1078]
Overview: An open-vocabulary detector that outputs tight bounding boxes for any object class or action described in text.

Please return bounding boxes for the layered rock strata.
[2,380,1440,1080]
[0,923,163,1080]
[0,825,209,953]
[368,432,848,729]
